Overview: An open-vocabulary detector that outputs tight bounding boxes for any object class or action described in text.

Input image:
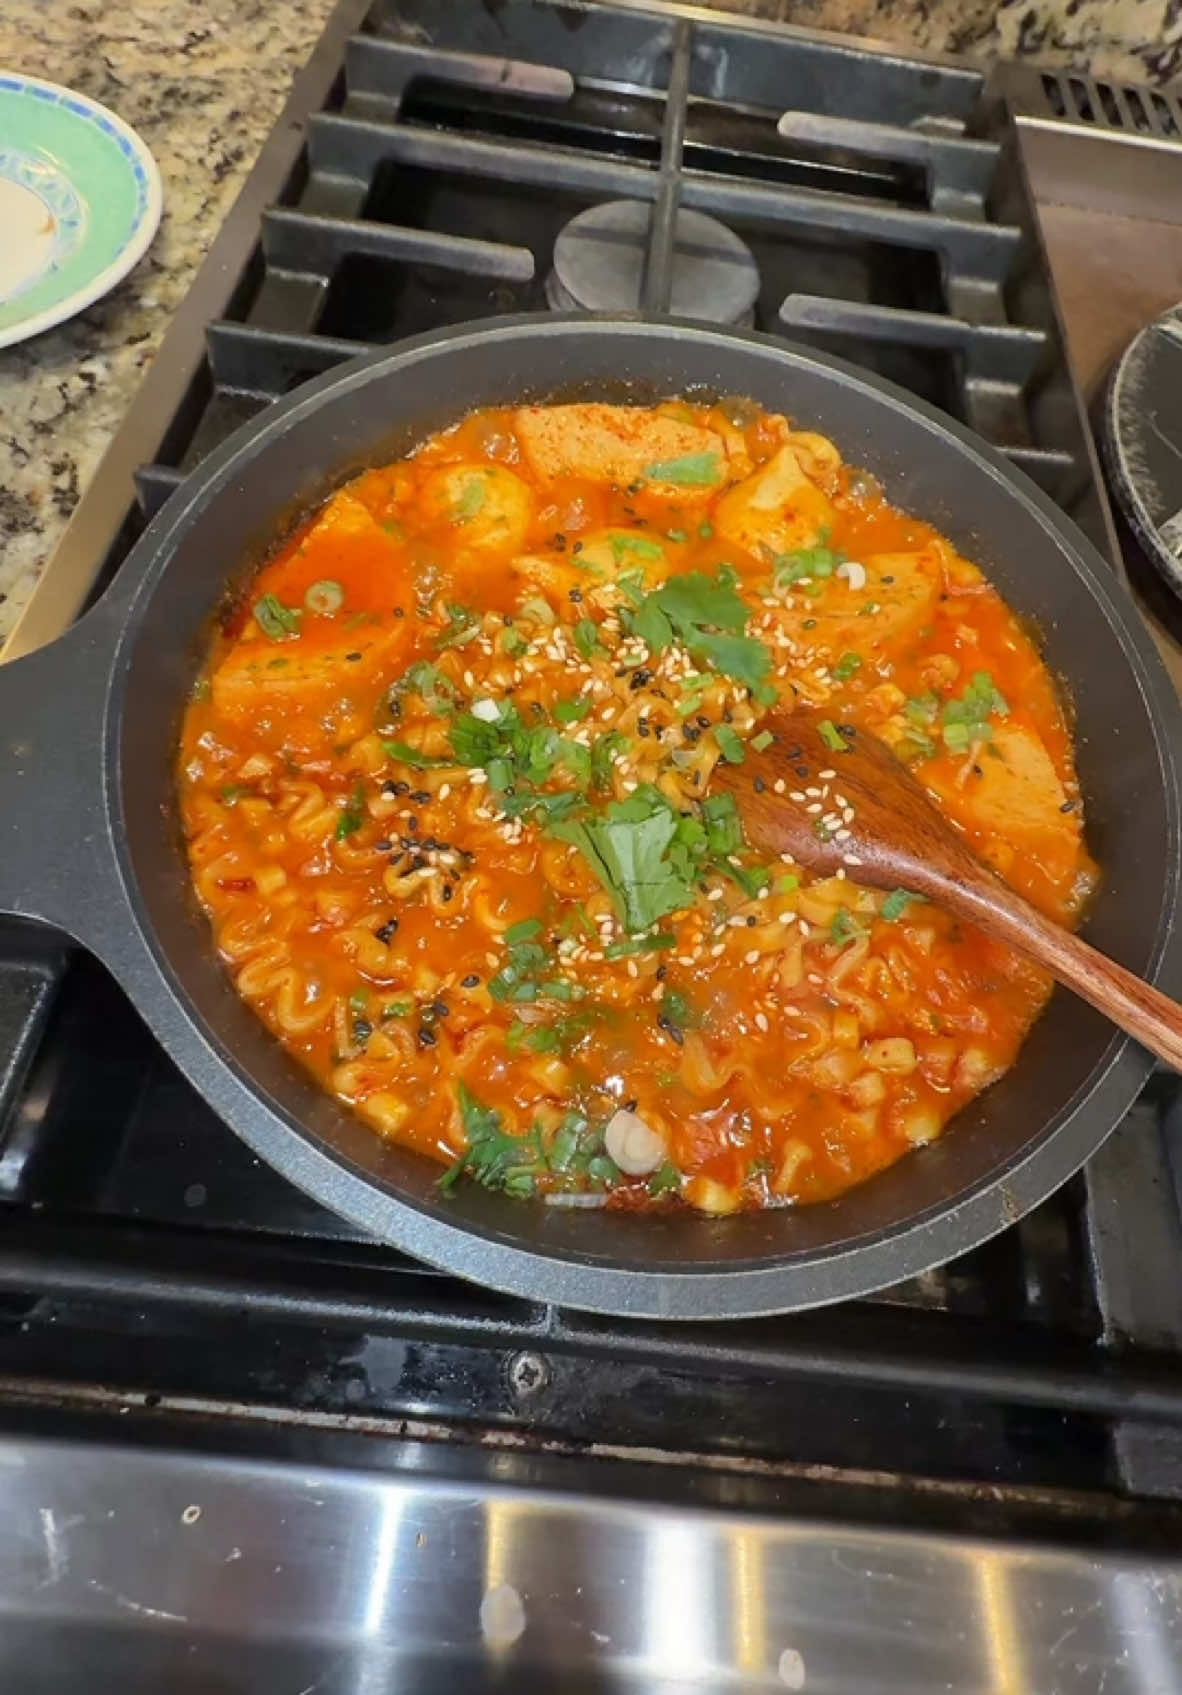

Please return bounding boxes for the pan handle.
[0,602,125,949]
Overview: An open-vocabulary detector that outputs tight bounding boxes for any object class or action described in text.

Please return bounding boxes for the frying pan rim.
[97,312,1181,1318]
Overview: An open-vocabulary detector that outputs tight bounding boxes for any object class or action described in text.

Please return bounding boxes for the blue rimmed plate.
[0,74,162,349]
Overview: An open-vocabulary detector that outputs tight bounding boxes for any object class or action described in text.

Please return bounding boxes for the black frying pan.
[1,316,1179,1320]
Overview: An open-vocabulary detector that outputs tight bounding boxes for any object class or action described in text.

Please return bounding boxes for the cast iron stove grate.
[2,0,1182,1516]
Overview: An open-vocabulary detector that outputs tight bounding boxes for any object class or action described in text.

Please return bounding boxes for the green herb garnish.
[382,741,448,768]
[829,906,869,948]
[833,652,862,682]
[648,1160,682,1198]
[554,698,592,724]
[438,602,481,647]
[253,592,302,641]
[714,725,745,764]
[573,618,604,660]
[609,533,664,565]
[642,451,723,486]
[623,569,771,693]
[818,719,849,753]
[453,475,488,523]
[304,579,344,615]
[881,888,924,921]
[335,781,367,840]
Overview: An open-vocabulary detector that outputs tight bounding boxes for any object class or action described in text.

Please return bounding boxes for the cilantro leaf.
[553,792,693,933]
[623,570,771,693]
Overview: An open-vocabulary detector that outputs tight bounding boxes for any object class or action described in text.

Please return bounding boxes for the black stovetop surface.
[4,0,1182,1520]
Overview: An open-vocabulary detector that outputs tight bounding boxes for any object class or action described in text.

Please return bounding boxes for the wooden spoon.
[712,708,1182,1070]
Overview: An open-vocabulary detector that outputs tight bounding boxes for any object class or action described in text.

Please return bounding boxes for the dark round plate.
[1102,303,1182,599]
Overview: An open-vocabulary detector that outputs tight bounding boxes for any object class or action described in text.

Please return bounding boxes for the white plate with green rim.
[0,74,162,350]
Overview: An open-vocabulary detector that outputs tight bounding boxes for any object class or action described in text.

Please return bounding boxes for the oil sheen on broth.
[178,399,1097,1215]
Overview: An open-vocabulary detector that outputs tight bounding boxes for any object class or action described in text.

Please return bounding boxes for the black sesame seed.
[375,838,392,852]
[461,973,480,988]
[696,714,710,729]
[393,780,410,797]
[569,587,583,602]
[417,1026,437,1048]
[394,606,405,618]
[795,764,809,779]
[754,777,766,793]
[375,919,399,944]
[412,789,431,803]
[624,1098,638,1113]
[572,540,583,554]
[747,915,757,927]
[353,1019,373,1043]
[657,1015,684,1045]
[638,719,651,738]
[381,781,397,797]
[442,884,454,903]
[655,965,668,981]
[629,669,652,691]
[684,725,701,744]
[431,1000,450,1019]
[1060,799,1077,813]
[406,816,419,831]
[346,651,362,662]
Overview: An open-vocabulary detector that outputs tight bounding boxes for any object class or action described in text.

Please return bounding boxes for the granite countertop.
[1,0,1178,645]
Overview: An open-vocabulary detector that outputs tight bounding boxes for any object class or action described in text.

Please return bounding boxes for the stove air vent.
[1039,70,1182,137]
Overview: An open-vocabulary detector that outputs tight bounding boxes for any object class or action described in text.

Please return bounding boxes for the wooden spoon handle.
[940,876,1182,1072]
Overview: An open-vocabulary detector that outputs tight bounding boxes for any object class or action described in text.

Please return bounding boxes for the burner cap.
[546,199,760,325]
[1102,304,1182,600]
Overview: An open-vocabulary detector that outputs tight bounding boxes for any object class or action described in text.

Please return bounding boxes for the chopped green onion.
[253,592,302,641]
[832,651,862,682]
[714,725,745,764]
[818,719,849,753]
[751,729,774,753]
[304,579,344,615]
[881,889,923,921]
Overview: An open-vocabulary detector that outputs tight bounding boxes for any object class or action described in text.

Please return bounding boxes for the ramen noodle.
[178,399,1097,1214]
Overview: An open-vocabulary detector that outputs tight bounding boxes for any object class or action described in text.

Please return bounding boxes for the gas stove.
[3,2,1182,1687]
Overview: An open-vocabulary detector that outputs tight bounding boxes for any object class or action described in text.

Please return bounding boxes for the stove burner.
[545,199,760,325]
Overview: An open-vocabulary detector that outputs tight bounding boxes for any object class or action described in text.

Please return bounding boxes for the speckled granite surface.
[1,0,1179,644]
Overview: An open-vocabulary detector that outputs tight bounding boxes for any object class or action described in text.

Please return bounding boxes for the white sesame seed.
[842,807,856,824]
[805,803,823,815]
[806,787,822,798]
[711,942,726,957]
[843,853,864,866]
[818,768,836,780]
[779,911,796,925]
[707,887,725,901]
[438,784,451,800]
[834,828,852,842]
[755,1011,769,1032]
[744,949,760,965]
[788,790,805,802]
